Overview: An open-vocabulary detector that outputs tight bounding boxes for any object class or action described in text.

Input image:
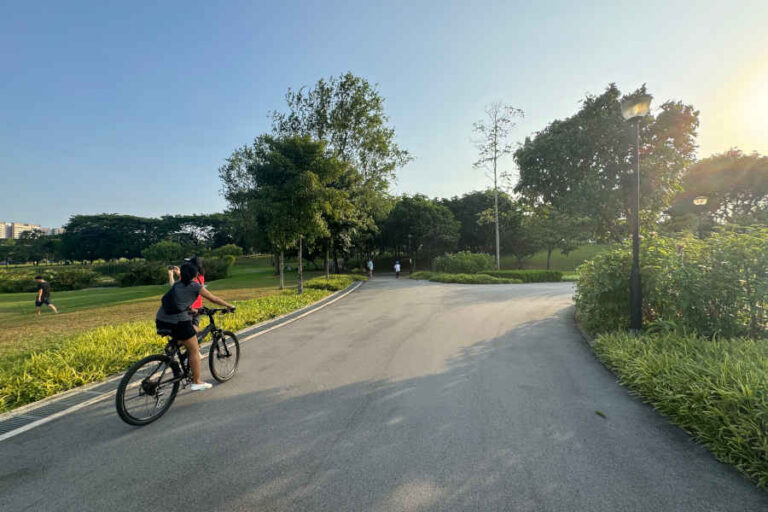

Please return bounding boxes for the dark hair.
[179,262,199,285]
[189,256,205,276]
[34,275,43,280]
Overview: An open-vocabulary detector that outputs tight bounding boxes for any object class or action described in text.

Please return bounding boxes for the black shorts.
[36,298,50,307]
[155,320,196,341]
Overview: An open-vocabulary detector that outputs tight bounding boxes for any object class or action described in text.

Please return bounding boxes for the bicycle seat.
[156,328,174,337]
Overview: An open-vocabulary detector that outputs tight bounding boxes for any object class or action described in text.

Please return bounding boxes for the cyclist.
[156,262,234,391]
[168,256,206,331]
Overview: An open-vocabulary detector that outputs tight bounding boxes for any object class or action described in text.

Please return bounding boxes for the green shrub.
[429,273,522,284]
[211,244,244,258]
[433,252,494,274]
[483,270,563,282]
[204,256,235,281]
[117,261,168,287]
[0,268,102,292]
[593,331,768,488]
[93,261,139,277]
[49,269,101,290]
[141,241,187,262]
[575,229,768,338]
[0,289,330,412]
[304,274,360,291]
[410,271,434,280]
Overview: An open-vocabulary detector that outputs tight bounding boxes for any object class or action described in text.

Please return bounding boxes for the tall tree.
[380,195,459,270]
[473,103,524,269]
[271,72,411,271]
[515,84,698,241]
[221,135,353,291]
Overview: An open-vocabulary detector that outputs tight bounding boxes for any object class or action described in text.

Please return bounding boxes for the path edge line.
[0,281,363,442]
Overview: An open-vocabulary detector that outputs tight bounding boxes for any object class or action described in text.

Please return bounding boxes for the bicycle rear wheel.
[208,330,240,382]
[116,354,180,426]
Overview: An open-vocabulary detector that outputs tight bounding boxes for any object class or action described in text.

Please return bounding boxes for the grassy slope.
[0,258,319,366]
[500,244,609,271]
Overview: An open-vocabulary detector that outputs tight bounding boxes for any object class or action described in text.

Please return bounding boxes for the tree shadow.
[1,307,766,511]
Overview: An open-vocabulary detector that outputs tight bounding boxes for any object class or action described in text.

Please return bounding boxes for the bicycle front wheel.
[208,330,240,382]
[116,354,180,426]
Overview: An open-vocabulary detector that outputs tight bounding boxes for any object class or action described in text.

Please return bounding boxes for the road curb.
[0,281,363,442]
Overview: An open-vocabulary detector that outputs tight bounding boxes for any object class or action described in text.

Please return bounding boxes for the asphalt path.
[1,278,766,511]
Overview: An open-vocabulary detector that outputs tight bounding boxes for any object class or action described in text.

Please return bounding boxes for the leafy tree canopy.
[514,84,699,241]
[668,149,768,225]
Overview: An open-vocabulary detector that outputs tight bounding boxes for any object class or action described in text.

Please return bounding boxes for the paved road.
[2,278,766,511]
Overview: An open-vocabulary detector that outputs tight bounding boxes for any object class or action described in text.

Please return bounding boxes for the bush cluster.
[0,268,102,293]
[203,256,236,281]
[433,252,494,274]
[116,261,169,287]
[484,270,563,282]
[593,331,768,488]
[210,244,244,258]
[575,228,768,338]
[0,289,330,412]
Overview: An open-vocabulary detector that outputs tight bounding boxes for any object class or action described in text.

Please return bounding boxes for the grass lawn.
[500,244,610,271]
[0,257,320,367]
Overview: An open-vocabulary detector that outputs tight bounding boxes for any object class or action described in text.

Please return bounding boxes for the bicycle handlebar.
[196,306,236,315]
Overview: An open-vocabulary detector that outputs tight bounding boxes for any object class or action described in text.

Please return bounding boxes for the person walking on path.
[34,276,58,315]
[394,261,401,278]
[367,259,374,279]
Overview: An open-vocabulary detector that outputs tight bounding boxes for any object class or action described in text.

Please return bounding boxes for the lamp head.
[620,93,653,120]
[693,196,708,206]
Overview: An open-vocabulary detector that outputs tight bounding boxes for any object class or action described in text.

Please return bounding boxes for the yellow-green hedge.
[0,289,329,413]
[593,331,768,489]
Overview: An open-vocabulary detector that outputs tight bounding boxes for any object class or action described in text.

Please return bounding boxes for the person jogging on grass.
[34,276,58,315]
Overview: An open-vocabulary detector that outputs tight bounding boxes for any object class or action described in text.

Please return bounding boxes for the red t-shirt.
[191,275,205,309]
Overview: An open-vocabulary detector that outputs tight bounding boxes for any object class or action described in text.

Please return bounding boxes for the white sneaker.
[190,382,213,391]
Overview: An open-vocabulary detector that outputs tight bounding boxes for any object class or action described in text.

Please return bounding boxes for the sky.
[1,0,767,228]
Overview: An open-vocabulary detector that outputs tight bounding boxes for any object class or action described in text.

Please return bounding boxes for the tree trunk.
[333,245,340,274]
[279,250,285,290]
[494,186,500,270]
[546,248,552,271]
[324,243,330,280]
[297,236,304,294]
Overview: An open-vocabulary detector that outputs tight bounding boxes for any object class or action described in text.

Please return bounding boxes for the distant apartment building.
[6,222,41,239]
[0,221,63,239]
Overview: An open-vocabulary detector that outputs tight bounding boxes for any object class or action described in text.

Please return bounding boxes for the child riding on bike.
[156,262,234,391]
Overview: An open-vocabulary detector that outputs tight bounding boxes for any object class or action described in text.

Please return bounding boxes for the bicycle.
[115,307,240,426]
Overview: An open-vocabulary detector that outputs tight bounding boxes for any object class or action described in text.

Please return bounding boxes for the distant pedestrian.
[394,261,401,278]
[34,276,58,315]
[367,259,374,279]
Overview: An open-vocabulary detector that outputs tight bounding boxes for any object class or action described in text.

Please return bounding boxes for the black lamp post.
[620,93,652,332]
[693,196,708,238]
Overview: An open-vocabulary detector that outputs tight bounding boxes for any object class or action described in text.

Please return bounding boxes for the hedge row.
[0,268,102,293]
[483,270,563,282]
[410,271,521,284]
[304,274,366,291]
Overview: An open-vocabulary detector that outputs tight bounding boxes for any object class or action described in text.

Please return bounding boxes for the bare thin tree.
[473,102,524,269]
